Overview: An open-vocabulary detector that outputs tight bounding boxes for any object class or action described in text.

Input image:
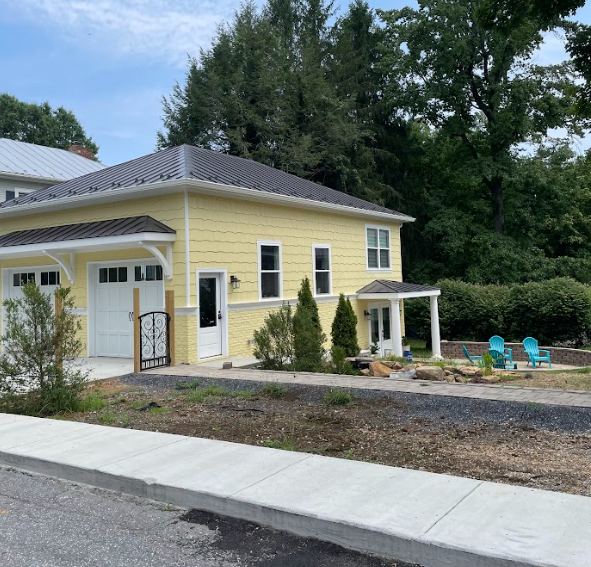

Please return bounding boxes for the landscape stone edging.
[441,340,591,366]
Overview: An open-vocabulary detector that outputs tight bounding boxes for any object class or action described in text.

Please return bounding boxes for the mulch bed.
[67,375,591,498]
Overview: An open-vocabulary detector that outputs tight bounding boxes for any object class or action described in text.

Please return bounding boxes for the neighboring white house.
[0,138,106,203]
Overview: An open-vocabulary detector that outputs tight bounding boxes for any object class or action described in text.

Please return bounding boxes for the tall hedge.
[331,294,359,357]
[506,278,591,346]
[404,277,591,346]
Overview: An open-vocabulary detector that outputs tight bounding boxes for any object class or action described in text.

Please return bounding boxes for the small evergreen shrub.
[0,283,87,416]
[253,304,295,370]
[330,345,354,375]
[331,294,359,357]
[293,278,326,371]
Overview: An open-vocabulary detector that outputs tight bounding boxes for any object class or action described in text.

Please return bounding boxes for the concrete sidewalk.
[146,366,591,408]
[1,413,589,567]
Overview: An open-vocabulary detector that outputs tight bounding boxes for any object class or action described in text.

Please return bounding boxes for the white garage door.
[95,263,164,358]
[8,268,61,306]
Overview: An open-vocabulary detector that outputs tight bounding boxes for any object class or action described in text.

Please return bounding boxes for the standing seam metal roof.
[357,280,440,294]
[0,216,175,248]
[0,144,411,219]
[0,138,106,181]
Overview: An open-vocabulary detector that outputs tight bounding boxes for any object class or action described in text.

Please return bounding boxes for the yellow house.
[0,145,441,366]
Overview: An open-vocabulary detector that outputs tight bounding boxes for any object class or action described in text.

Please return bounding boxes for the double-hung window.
[313,244,331,296]
[366,226,391,270]
[258,241,282,299]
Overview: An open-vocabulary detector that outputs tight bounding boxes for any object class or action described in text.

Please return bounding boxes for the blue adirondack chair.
[488,349,518,370]
[489,335,513,363]
[463,345,483,365]
[523,337,551,369]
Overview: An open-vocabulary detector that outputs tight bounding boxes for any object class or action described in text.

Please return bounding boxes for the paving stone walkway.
[145,365,591,408]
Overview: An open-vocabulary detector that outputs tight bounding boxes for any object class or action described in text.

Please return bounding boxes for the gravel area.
[122,373,591,434]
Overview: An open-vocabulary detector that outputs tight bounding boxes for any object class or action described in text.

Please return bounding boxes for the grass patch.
[229,390,256,400]
[185,385,229,403]
[176,379,200,390]
[259,383,288,399]
[148,406,169,414]
[98,412,119,424]
[264,438,295,451]
[77,392,107,412]
[324,389,354,406]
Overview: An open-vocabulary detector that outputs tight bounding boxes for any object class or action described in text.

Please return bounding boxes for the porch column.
[430,295,442,358]
[390,299,403,357]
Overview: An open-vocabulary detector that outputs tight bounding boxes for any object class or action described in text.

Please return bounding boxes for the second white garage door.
[94,262,164,358]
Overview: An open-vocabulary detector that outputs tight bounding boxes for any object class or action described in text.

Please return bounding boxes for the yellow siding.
[187,193,402,306]
[0,190,405,363]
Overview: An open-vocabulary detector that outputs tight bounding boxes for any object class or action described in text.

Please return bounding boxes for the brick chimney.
[68,144,95,160]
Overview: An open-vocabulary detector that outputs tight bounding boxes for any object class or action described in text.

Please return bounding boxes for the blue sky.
[1,0,590,166]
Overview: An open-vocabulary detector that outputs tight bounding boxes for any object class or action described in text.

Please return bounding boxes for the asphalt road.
[0,467,419,567]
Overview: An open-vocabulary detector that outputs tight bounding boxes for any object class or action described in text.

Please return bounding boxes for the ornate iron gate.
[139,311,171,370]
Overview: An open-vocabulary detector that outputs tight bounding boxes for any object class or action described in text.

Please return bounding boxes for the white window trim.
[365,223,392,273]
[312,243,332,297]
[257,240,283,301]
[4,188,34,202]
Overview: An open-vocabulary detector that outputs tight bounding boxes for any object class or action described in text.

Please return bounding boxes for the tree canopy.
[159,0,591,286]
[0,94,98,156]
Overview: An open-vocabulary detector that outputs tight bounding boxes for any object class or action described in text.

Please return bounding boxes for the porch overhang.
[357,280,442,359]
[0,216,177,283]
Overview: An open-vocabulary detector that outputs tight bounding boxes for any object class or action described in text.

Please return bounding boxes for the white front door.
[198,274,223,359]
[95,263,164,358]
[369,304,392,357]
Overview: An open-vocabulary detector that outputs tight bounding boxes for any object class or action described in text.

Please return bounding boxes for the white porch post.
[390,299,403,357]
[430,295,442,358]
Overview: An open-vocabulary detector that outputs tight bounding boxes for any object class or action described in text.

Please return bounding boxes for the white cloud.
[11,0,239,66]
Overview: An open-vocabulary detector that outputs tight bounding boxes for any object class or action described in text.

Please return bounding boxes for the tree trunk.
[490,176,504,234]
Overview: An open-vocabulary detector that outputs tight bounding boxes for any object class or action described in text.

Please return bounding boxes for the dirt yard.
[65,375,591,498]
[501,368,591,392]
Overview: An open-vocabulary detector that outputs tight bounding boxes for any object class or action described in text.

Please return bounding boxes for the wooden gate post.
[133,288,140,373]
[165,290,175,367]
[55,290,63,371]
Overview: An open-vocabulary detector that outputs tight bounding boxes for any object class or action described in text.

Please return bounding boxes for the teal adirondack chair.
[488,349,518,370]
[489,335,513,364]
[463,345,483,365]
[523,337,551,369]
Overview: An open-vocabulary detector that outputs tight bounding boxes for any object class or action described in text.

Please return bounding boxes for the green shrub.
[293,278,326,371]
[253,304,295,370]
[331,295,359,357]
[260,383,289,398]
[330,345,355,375]
[505,278,591,346]
[324,389,354,406]
[405,279,510,342]
[0,283,87,416]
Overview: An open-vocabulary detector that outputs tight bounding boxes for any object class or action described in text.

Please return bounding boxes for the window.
[313,244,331,295]
[258,241,282,299]
[4,189,32,203]
[12,272,35,286]
[40,271,60,286]
[99,267,128,283]
[134,265,163,281]
[366,226,391,270]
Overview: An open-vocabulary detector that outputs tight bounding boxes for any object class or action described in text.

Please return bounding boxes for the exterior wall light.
[230,275,241,290]
[364,309,371,320]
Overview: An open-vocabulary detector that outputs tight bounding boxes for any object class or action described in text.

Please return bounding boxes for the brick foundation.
[441,340,591,366]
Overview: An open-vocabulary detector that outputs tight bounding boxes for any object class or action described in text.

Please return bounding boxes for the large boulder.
[380,360,404,370]
[369,361,394,377]
[414,365,446,381]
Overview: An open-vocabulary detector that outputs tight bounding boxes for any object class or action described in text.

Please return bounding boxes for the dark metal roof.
[0,145,411,219]
[357,280,440,294]
[0,216,175,248]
